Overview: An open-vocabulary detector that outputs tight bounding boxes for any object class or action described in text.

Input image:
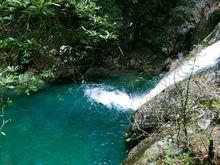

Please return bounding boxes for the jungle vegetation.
[0,0,196,72]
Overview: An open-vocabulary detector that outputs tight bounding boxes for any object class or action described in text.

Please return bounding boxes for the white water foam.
[85,87,135,109]
[85,41,220,110]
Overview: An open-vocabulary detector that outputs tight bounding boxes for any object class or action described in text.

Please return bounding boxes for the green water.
[0,72,157,164]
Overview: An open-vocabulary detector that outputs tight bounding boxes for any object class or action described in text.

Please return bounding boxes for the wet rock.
[85,67,110,79]
[123,24,220,164]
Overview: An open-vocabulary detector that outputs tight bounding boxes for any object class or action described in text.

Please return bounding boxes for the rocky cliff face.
[122,23,220,165]
[123,67,219,164]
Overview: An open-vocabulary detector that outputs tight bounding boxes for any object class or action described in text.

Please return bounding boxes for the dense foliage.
[117,0,196,53]
[0,0,121,71]
[0,0,197,73]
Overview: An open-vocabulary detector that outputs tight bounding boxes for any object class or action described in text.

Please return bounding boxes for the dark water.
[0,72,157,164]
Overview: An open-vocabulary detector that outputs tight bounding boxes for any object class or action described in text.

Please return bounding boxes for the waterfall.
[85,41,220,110]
